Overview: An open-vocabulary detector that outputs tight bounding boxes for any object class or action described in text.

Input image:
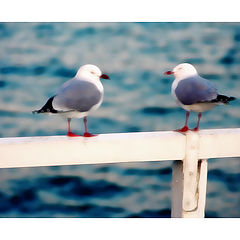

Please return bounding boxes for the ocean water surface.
[0,22,239,217]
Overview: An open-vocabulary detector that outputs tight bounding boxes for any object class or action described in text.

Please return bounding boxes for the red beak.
[164,71,174,75]
[100,74,110,80]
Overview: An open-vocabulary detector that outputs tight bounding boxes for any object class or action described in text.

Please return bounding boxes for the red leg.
[175,111,190,132]
[83,117,98,137]
[67,118,80,137]
[191,112,202,131]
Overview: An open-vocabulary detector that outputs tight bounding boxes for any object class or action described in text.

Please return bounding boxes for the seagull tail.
[32,109,40,114]
[213,94,236,104]
[32,109,45,114]
[32,96,58,114]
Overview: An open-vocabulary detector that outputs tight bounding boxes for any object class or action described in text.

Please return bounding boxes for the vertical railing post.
[171,131,208,218]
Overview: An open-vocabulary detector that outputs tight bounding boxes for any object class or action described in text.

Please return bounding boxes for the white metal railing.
[0,128,240,217]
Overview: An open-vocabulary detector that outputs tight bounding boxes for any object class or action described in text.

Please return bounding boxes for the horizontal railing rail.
[0,128,240,217]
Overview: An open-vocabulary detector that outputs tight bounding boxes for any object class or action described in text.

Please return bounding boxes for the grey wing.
[175,76,218,105]
[53,79,102,112]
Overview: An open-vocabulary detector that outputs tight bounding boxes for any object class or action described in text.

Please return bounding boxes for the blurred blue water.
[0,23,239,217]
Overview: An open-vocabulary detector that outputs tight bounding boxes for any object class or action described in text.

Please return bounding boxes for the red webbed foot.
[174,126,189,133]
[67,131,81,137]
[191,127,199,132]
[83,132,98,137]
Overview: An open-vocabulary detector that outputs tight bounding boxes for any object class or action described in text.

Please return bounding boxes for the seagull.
[164,63,235,132]
[33,64,110,137]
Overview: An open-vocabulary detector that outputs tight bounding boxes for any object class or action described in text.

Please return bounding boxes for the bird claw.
[191,127,199,132]
[67,132,81,137]
[67,131,98,137]
[174,126,189,133]
[83,132,98,137]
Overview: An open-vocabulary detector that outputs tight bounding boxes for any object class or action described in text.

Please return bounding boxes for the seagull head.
[76,64,110,80]
[164,63,198,79]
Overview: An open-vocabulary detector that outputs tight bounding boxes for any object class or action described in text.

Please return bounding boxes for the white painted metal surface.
[193,159,208,218]
[182,131,200,212]
[172,159,208,218]
[1,129,240,168]
[0,128,239,218]
[0,131,185,168]
[199,128,240,158]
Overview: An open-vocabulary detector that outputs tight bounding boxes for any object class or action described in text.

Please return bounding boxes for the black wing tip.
[32,109,45,114]
[33,96,58,114]
[213,95,236,104]
[228,96,236,102]
[32,110,39,114]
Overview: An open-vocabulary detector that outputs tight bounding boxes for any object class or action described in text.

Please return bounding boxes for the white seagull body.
[165,63,235,132]
[33,64,110,137]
